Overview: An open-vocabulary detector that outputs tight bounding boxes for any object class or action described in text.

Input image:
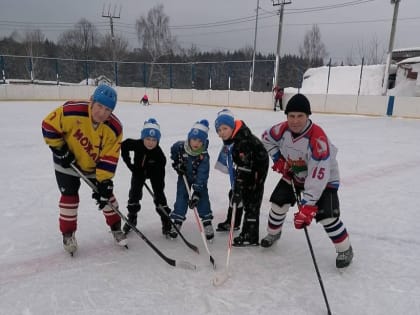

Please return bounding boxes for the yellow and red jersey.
[42,100,123,182]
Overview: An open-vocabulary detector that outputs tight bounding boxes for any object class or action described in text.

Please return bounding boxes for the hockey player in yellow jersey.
[41,84,127,255]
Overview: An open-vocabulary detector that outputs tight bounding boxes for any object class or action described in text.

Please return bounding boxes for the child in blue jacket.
[169,119,214,240]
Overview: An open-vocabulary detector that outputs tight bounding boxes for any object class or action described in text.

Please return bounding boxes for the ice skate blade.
[232,242,259,248]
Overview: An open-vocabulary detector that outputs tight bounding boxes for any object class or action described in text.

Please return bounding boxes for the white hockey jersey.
[261,120,340,206]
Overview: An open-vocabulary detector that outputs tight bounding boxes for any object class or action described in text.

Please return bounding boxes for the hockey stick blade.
[212,270,229,286]
[210,255,216,270]
[144,183,199,254]
[165,212,199,254]
[70,164,196,270]
[177,261,197,270]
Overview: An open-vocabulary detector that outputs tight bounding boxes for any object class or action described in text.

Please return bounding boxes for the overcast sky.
[1,0,419,63]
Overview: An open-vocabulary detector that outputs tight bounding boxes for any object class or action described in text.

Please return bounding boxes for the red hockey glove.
[294,205,318,229]
[272,158,291,179]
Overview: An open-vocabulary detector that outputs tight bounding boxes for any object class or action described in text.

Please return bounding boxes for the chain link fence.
[0,55,305,91]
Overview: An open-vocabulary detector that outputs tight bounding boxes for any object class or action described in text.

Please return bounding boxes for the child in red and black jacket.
[214,109,269,246]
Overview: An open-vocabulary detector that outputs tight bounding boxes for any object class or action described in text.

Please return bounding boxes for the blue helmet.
[92,84,117,110]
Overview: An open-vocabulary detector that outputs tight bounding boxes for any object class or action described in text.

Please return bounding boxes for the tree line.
[0,4,330,91]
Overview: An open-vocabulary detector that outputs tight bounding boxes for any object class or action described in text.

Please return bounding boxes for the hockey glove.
[92,179,113,209]
[294,204,318,229]
[272,158,291,178]
[172,161,186,176]
[50,144,75,168]
[188,191,200,209]
[231,181,243,204]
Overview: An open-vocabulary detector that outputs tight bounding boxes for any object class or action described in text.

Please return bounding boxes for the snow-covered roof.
[393,47,420,53]
[397,56,420,65]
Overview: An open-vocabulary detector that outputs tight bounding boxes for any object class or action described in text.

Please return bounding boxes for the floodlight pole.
[272,0,291,88]
[102,4,121,62]
[382,0,401,95]
[249,0,260,91]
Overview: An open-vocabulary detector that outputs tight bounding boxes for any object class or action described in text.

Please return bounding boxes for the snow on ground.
[1,101,420,315]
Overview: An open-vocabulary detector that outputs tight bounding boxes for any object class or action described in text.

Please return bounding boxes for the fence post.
[228,62,231,90]
[357,57,365,96]
[191,63,195,89]
[55,59,60,85]
[208,63,212,90]
[84,61,89,85]
[114,61,118,86]
[0,56,5,84]
[169,64,173,89]
[28,57,34,83]
[326,58,332,94]
[143,62,147,87]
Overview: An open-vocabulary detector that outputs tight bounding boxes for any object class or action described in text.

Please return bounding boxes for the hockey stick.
[70,164,196,270]
[143,181,199,254]
[182,175,216,269]
[212,202,237,286]
[291,180,332,315]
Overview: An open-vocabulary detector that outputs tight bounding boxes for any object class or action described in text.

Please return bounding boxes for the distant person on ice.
[41,84,127,255]
[260,93,353,268]
[140,94,150,106]
[120,118,172,237]
[273,86,284,111]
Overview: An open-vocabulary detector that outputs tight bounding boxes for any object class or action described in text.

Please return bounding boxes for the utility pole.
[382,0,401,95]
[102,4,121,62]
[272,0,291,89]
[249,0,260,91]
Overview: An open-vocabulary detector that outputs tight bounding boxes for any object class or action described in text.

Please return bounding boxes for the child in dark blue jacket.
[169,119,214,240]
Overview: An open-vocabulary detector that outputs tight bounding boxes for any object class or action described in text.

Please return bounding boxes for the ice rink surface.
[1,101,419,315]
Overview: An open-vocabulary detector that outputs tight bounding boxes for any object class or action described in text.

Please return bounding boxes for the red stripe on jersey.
[269,122,288,141]
[105,114,123,137]
[63,102,89,116]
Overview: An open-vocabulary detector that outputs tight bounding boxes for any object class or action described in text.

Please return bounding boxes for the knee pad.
[271,203,290,216]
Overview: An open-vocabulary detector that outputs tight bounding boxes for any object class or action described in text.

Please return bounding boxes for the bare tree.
[135,4,179,85]
[356,35,386,65]
[58,18,101,60]
[22,29,45,80]
[299,24,327,67]
[100,34,129,61]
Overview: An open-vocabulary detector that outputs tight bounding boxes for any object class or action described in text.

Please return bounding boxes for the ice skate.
[161,219,172,238]
[169,221,182,239]
[233,232,259,247]
[123,214,137,234]
[233,220,259,247]
[260,232,281,248]
[111,222,128,248]
[336,246,353,268]
[63,232,77,256]
[203,222,214,241]
[216,219,240,232]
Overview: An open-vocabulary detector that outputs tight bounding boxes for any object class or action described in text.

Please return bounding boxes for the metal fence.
[0,54,282,91]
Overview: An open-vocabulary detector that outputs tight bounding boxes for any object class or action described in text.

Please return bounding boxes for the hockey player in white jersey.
[260,93,353,268]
